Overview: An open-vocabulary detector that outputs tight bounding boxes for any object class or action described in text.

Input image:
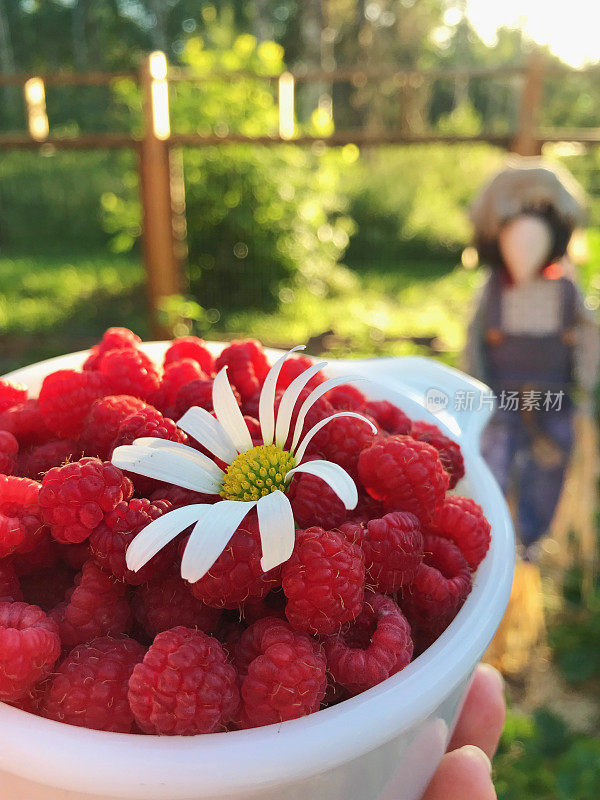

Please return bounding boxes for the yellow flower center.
[220,444,296,502]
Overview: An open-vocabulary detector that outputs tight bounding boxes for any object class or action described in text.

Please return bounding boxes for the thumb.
[421,745,496,800]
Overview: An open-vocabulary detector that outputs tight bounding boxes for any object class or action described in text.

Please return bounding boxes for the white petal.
[176,407,238,464]
[286,460,358,510]
[259,345,306,446]
[112,445,222,494]
[180,500,257,583]
[212,367,253,453]
[289,376,369,452]
[256,490,295,572]
[294,411,378,462]
[126,504,210,572]
[132,437,224,480]
[274,361,328,448]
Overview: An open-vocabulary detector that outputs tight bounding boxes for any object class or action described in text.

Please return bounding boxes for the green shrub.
[104,24,354,311]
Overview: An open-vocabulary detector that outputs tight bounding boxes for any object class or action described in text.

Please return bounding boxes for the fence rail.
[0,52,597,334]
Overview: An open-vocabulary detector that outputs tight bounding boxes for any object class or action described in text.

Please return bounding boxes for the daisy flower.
[111,346,376,583]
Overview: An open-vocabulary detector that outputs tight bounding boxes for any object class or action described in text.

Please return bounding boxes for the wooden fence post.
[512,52,545,156]
[138,51,181,338]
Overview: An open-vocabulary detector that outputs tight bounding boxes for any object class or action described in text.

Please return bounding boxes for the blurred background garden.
[1,1,600,796]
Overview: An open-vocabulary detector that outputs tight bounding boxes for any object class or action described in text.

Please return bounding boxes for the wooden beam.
[512,53,545,156]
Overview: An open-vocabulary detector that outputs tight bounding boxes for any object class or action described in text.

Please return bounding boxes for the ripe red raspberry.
[152,359,207,414]
[215,340,270,401]
[426,496,491,571]
[275,356,325,391]
[347,491,385,525]
[44,636,146,732]
[0,601,61,701]
[90,498,174,585]
[10,533,58,575]
[17,439,79,481]
[241,590,287,624]
[128,627,239,735]
[311,414,377,481]
[322,593,413,695]
[366,400,412,435]
[326,383,368,411]
[401,534,472,625]
[358,435,449,523]
[0,379,27,413]
[273,388,336,451]
[0,474,46,557]
[50,560,132,647]
[0,560,22,602]
[83,328,142,371]
[112,406,188,450]
[343,511,424,593]
[99,349,161,401]
[80,395,148,459]
[38,370,108,439]
[39,457,133,544]
[55,540,90,571]
[410,420,465,490]
[0,430,18,474]
[289,470,346,529]
[0,399,52,447]
[244,415,261,442]
[235,617,326,728]
[174,378,215,417]
[150,485,219,508]
[164,336,214,375]
[20,562,75,612]
[281,526,365,635]
[190,514,281,610]
[133,574,222,638]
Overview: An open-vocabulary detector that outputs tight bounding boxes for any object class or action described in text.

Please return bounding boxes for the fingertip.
[477,662,505,694]
[459,744,492,774]
[422,747,497,800]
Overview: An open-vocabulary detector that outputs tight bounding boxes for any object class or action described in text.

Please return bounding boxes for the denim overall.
[480,272,576,558]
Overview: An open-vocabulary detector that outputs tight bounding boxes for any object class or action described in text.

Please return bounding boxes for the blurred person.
[464,158,599,563]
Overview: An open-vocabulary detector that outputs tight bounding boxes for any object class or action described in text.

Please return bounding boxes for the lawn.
[0,248,482,374]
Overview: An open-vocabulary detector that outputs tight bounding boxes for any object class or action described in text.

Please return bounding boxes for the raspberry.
[344,510,423,593]
[20,562,75,611]
[190,514,281,610]
[358,435,449,523]
[401,534,472,626]
[289,470,346,529]
[426,496,491,571]
[0,430,18,475]
[174,378,216,417]
[56,540,90,570]
[99,349,161,401]
[0,561,22,602]
[281,526,365,635]
[241,590,287,624]
[128,627,239,735]
[0,601,61,701]
[0,399,52,447]
[38,370,108,439]
[133,575,222,638]
[90,498,174,585]
[235,617,326,728]
[312,414,377,481]
[215,340,270,401]
[326,383,367,411]
[50,560,132,647]
[17,439,79,481]
[164,336,214,375]
[83,328,142,371]
[10,533,58,575]
[411,421,465,489]
[0,474,46,557]
[44,636,145,732]
[274,387,336,451]
[276,356,325,391]
[366,400,412,435]
[0,379,27,413]
[112,406,188,451]
[322,593,413,695]
[244,415,262,442]
[152,359,207,414]
[150,485,219,508]
[348,491,385,525]
[39,457,133,544]
[80,395,148,459]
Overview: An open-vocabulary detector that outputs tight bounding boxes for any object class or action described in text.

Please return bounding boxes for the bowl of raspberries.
[0,329,514,800]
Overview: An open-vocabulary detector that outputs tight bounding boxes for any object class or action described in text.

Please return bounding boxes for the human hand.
[421,663,506,800]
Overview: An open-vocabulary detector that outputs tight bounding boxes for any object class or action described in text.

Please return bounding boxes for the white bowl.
[0,344,514,800]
